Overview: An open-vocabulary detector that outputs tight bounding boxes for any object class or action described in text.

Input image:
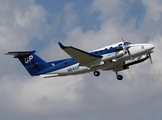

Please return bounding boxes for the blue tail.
[5,51,50,76]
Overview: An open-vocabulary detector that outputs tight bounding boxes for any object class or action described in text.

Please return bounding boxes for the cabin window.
[109,47,113,49]
[124,42,131,45]
[64,62,68,65]
[116,47,121,51]
[141,46,144,49]
[105,48,108,51]
[118,44,122,46]
[73,59,76,62]
[95,52,98,55]
[99,50,103,53]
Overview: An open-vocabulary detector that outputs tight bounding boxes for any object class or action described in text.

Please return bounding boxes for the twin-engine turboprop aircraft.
[5,41,154,80]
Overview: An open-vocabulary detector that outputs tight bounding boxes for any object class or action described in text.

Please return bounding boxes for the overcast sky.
[0,0,162,120]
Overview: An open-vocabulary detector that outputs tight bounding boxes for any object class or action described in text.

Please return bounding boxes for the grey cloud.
[142,0,162,21]
[62,3,79,32]
[92,0,124,21]
[0,0,50,52]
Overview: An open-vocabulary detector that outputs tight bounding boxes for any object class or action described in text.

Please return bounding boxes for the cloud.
[142,0,162,21]
[0,0,50,52]
[0,74,83,120]
[62,3,79,32]
[92,0,124,21]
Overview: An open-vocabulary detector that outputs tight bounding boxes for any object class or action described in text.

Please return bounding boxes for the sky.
[0,0,162,120]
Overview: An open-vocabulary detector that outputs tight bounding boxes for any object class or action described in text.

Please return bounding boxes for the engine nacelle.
[123,54,149,67]
[102,50,125,61]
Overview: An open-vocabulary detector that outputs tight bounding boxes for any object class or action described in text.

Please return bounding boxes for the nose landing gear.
[115,71,123,80]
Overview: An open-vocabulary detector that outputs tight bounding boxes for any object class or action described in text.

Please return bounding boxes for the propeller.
[148,51,154,64]
[121,37,126,45]
[149,54,153,64]
[121,37,133,59]
[127,49,133,59]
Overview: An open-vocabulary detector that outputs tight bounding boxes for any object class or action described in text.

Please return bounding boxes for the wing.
[103,63,129,71]
[58,42,102,66]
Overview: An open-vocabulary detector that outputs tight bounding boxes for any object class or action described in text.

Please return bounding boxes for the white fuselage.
[40,42,154,78]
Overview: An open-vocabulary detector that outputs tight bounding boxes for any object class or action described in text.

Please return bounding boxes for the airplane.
[5,41,155,80]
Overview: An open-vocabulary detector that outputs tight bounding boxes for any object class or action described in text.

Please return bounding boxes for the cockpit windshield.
[124,42,131,45]
[118,42,132,46]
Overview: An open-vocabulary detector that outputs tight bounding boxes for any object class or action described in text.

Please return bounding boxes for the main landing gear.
[94,71,100,77]
[115,71,123,80]
[93,70,123,80]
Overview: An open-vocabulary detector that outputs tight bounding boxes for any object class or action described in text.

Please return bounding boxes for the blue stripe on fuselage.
[90,46,123,56]
[35,58,77,75]
[35,46,123,75]
[47,58,70,66]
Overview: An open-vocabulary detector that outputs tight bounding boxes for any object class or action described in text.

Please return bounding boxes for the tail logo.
[25,55,33,64]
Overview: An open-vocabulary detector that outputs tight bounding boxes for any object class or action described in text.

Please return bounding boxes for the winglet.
[58,42,68,49]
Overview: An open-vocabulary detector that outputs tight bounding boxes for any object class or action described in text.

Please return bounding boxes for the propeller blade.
[121,37,124,42]
[149,54,153,64]
[127,49,133,60]
[121,37,126,46]
[121,37,133,59]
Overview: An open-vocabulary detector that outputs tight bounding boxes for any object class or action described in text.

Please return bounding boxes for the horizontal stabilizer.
[58,42,102,66]
[4,51,36,57]
[40,74,58,78]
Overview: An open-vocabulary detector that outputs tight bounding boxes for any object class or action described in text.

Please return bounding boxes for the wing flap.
[58,42,102,65]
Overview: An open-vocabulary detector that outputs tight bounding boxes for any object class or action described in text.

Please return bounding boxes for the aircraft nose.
[149,44,155,50]
[144,44,155,52]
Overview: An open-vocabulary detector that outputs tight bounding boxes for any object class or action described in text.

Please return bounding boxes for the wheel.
[94,71,100,77]
[117,75,123,80]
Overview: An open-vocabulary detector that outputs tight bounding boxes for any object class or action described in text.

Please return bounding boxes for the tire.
[117,75,123,80]
[94,71,100,77]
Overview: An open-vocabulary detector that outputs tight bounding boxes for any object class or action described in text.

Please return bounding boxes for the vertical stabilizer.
[5,51,50,76]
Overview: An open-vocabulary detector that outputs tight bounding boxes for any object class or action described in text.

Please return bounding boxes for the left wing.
[58,42,102,66]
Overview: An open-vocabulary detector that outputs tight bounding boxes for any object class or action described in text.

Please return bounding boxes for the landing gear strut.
[115,71,123,80]
[94,71,100,77]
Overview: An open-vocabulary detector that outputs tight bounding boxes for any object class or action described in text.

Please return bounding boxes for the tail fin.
[5,51,50,76]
